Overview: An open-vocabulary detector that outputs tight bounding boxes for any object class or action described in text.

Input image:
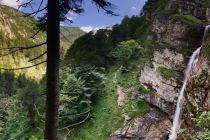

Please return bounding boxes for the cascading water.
[168,25,210,140]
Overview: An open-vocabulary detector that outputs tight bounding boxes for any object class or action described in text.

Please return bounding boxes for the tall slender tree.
[1,0,116,139]
[44,0,60,139]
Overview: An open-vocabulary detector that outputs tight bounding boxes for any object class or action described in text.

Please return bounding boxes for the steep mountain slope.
[0,5,85,139]
[0,5,46,79]
[0,5,85,79]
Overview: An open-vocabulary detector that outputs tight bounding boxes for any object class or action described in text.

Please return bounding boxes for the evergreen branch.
[18,0,33,9]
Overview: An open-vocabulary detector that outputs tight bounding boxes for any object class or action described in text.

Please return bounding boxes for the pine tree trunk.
[44,0,60,139]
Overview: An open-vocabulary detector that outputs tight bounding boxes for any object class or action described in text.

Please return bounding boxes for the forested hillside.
[1,0,210,139]
[0,5,84,139]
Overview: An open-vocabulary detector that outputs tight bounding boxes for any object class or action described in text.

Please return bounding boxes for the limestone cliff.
[110,0,210,139]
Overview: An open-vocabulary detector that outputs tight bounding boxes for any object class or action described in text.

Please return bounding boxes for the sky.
[0,0,147,32]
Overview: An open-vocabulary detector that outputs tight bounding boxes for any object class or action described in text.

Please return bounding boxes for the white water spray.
[169,25,210,140]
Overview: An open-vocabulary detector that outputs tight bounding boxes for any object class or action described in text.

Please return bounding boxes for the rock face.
[166,0,210,20]
[148,0,210,48]
[140,49,183,104]
[110,86,172,140]
[186,49,210,111]
[110,0,210,139]
[110,108,171,140]
[151,14,204,48]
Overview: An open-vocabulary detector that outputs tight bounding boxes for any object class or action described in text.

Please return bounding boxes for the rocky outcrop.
[110,85,172,140]
[151,14,204,48]
[110,108,171,140]
[140,49,183,104]
[185,45,210,111]
[166,0,210,20]
[110,1,210,139]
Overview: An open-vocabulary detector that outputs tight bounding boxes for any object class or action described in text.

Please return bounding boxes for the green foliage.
[109,40,142,65]
[143,0,168,15]
[65,16,150,67]
[172,14,202,25]
[125,99,150,118]
[60,67,105,126]
[29,136,39,140]
[0,72,44,139]
[60,26,85,58]
[195,111,210,129]
[68,71,123,140]
[115,65,149,93]
[194,131,210,140]
[158,67,176,79]
[199,0,210,4]
[193,111,210,140]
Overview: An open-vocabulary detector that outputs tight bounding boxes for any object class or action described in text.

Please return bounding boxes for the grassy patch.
[172,14,202,25]
[125,99,150,118]
[115,61,150,94]
[68,71,123,140]
[114,40,155,93]
[198,0,210,4]
[158,67,176,80]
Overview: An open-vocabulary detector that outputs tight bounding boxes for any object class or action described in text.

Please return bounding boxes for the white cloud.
[66,11,77,21]
[0,0,26,8]
[131,6,137,11]
[80,26,107,33]
[80,26,94,33]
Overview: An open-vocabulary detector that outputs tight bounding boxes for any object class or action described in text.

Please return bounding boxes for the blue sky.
[0,0,147,32]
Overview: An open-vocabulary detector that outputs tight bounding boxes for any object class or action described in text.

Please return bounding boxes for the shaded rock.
[138,93,175,115]
[109,108,172,140]
[152,15,204,48]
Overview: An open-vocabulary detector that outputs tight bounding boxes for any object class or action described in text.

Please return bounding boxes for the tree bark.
[44,0,60,139]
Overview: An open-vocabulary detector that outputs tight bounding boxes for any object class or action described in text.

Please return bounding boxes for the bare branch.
[31,24,46,38]
[18,0,33,9]
[33,0,44,17]
[0,61,46,70]
[58,111,90,131]
[25,6,47,18]
[29,51,47,62]
[59,109,90,119]
[34,104,45,118]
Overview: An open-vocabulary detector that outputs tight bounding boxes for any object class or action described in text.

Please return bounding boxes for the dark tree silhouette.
[1,0,116,139]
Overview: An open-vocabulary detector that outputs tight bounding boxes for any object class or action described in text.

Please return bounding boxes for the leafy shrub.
[109,40,142,66]
[193,111,210,140]
[195,111,210,129]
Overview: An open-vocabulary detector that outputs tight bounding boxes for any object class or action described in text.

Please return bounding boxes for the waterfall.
[168,25,210,140]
